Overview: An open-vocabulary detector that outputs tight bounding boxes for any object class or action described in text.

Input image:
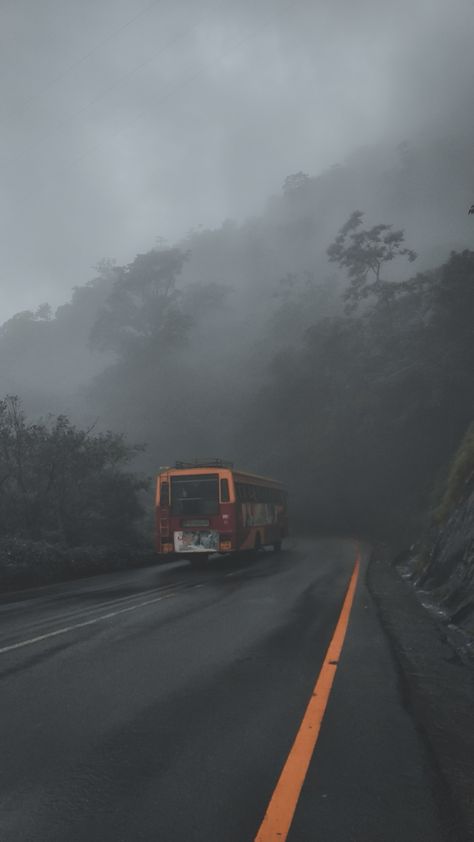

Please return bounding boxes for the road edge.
[367,546,474,842]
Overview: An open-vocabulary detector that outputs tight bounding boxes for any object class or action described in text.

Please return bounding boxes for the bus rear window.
[171,474,219,516]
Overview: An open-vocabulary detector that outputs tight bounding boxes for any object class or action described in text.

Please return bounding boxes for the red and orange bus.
[155,460,287,559]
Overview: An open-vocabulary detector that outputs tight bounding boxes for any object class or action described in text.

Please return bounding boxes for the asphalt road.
[0,539,450,841]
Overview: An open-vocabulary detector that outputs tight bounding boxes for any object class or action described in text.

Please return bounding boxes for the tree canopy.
[0,397,146,546]
[327,210,417,311]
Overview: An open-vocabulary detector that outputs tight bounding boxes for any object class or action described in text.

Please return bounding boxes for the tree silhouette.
[90,247,192,355]
[327,210,417,311]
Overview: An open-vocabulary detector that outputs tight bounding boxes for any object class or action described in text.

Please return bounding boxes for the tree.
[282,172,310,194]
[90,247,192,355]
[0,397,146,545]
[327,211,417,311]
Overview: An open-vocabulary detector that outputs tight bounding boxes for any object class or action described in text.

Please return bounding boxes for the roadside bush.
[0,537,157,590]
[434,423,474,523]
[0,397,156,589]
[0,396,148,546]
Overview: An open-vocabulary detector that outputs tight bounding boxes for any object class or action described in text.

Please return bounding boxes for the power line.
[68,4,285,172]
[13,0,298,210]
[3,0,164,118]
[7,0,231,172]
[46,0,230,137]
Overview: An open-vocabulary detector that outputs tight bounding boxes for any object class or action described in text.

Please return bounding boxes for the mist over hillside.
[2,118,474,541]
[3,122,474,408]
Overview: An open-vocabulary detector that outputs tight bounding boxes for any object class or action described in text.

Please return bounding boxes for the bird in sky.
[469,204,474,215]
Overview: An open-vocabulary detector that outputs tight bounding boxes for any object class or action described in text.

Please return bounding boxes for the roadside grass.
[433,422,474,524]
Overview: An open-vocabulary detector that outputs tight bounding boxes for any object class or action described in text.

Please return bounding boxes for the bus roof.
[232,470,283,487]
[174,459,233,470]
[158,464,283,488]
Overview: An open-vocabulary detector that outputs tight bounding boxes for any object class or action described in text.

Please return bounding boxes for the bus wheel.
[273,540,282,553]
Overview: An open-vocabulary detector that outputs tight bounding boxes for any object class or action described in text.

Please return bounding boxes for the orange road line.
[254,553,361,842]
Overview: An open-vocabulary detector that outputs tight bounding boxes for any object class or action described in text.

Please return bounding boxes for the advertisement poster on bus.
[174,530,219,553]
[242,502,277,527]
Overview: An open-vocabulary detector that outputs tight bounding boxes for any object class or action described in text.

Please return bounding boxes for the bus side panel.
[235,501,283,550]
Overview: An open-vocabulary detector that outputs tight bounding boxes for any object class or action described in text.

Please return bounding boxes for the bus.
[155,460,288,559]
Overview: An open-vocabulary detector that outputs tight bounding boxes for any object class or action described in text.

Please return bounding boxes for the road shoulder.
[368,548,474,842]
[288,545,449,842]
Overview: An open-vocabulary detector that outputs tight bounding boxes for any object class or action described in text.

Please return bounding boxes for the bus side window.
[160,482,169,506]
[221,478,230,502]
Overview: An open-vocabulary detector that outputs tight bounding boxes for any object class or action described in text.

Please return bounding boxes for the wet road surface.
[0,539,450,841]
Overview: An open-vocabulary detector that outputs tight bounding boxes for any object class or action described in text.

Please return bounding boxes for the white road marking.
[225,569,250,578]
[0,593,170,656]
[0,582,180,631]
[0,576,197,647]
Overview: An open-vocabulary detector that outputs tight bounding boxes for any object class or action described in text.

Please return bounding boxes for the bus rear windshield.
[171,474,219,516]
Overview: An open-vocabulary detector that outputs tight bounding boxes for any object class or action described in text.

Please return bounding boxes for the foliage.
[434,423,474,523]
[0,537,156,590]
[90,247,192,355]
[243,241,474,541]
[282,172,311,194]
[0,397,147,546]
[327,210,417,311]
[266,271,341,347]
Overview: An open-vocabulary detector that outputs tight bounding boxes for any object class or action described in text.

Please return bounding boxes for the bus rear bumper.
[158,533,234,556]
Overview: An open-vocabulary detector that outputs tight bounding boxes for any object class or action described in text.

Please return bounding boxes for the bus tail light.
[161,542,173,553]
[219,538,232,552]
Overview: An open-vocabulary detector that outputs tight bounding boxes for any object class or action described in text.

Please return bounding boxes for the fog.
[2,0,474,542]
[2,0,474,317]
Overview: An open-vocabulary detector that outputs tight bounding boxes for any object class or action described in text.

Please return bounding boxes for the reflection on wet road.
[0,539,449,841]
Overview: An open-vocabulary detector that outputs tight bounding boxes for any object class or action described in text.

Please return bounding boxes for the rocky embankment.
[370,465,474,840]
[404,470,474,662]
[368,431,474,838]
[397,424,474,654]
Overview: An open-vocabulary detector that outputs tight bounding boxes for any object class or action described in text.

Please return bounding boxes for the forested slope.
[1,130,474,547]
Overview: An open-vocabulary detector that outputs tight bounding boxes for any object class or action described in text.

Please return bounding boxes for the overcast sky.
[1,0,473,320]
